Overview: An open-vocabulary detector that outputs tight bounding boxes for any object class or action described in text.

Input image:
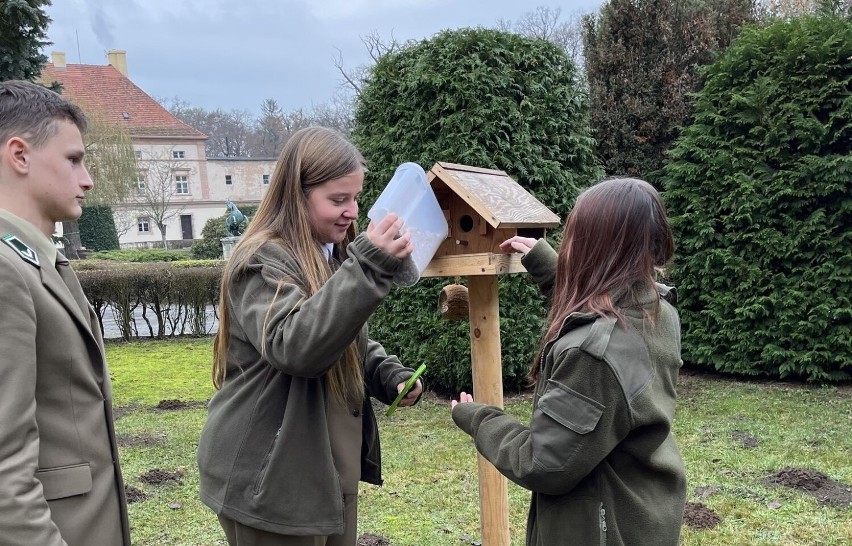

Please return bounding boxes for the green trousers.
[218,494,357,546]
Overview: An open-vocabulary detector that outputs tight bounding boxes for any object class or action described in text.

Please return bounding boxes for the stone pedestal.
[220,236,241,260]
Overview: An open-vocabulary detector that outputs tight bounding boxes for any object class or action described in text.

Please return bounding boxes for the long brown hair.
[532,177,674,380]
[212,127,366,406]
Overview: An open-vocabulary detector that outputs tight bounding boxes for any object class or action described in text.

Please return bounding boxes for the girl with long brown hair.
[452,178,686,545]
[197,127,423,546]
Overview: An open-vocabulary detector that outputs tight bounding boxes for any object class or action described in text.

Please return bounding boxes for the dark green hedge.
[353,28,601,392]
[662,11,852,381]
[78,205,120,251]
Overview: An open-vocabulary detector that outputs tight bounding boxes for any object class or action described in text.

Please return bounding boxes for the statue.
[225,200,246,237]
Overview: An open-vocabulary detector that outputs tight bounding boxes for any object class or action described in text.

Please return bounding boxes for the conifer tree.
[662,9,851,380]
[583,0,755,184]
[0,0,52,82]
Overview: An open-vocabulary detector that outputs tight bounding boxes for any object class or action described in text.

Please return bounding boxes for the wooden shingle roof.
[39,63,206,140]
[428,162,560,228]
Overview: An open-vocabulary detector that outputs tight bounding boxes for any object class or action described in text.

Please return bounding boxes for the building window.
[172,150,185,159]
[136,173,146,194]
[225,175,233,185]
[263,174,270,185]
[175,175,189,194]
[134,150,142,159]
[137,217,150,232]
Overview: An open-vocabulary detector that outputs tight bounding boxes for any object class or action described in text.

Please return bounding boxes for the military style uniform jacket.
[197,233,417,536]
[452,240,687,546]
[0,212,130,546]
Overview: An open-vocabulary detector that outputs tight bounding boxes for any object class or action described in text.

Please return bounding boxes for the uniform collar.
[0,208,59,265]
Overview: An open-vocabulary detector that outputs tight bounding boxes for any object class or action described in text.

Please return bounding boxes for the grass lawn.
[107,338,852,545]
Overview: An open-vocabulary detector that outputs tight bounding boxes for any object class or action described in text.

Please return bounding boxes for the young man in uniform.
[0,80,130,545]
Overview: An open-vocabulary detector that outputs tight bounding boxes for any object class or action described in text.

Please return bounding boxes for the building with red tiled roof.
[37,50,274,249]
[41,51,206,140]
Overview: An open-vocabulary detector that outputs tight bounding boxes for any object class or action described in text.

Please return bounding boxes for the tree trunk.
[61,220,83,259]
[158,222,168,249]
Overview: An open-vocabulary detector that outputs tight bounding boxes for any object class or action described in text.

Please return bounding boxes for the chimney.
[51,51,67,70]
[107,49,128,77]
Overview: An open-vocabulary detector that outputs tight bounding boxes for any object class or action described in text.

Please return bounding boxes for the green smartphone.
[385,364,426,416]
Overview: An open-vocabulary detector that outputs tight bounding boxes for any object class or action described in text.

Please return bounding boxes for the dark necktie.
[55,257,90,317]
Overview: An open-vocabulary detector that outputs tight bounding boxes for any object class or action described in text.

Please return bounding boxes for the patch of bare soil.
[111,402,142,421]
[694,485,721,499]
[116,432,166,448]
[683,501,722,529]
[678,365,852,396]
[124,484,148,503]
[731,430,760,449]
[766,467,852,508]
[139,468,184,486]
[358,533,390,546]
[156,399,206,410]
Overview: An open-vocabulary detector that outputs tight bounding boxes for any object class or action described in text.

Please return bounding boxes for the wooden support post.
[468,275,510,546]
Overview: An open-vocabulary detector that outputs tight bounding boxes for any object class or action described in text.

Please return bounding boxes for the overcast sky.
[43,0,605,116]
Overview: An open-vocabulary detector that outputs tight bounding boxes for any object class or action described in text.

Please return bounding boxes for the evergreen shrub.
[662,11,851,380]
[191,205,258,259]
[78,205,120,251]
[353,28,601,393]
[191,214,228,259]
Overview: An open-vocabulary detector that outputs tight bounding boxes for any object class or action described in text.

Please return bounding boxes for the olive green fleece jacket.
[197,233,417,536]
[452,240,687,546]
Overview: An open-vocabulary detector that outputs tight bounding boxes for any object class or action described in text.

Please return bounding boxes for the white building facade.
[41,50,276,249]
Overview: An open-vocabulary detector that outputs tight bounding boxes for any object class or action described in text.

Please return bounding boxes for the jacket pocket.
[538,379,604,434]
[36,463,92,500]
[252,428,280,495]
[532,380,606,471]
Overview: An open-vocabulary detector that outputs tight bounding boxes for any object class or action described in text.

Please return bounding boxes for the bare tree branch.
[333,31,401,98]
[129,147,189,248]
[498,6,586,70]
[333,47,363,96]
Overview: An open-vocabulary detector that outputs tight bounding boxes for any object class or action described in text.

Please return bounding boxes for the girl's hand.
[451,391,474,409]
[366,213,414,259]
[499,236,538,256]
[396,379,422,407]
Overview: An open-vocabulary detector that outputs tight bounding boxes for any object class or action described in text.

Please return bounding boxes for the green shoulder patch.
[1,234,40,267]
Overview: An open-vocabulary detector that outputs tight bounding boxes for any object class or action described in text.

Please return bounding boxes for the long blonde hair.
[212,127,366,406]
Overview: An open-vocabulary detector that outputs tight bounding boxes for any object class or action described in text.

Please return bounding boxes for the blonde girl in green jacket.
[452,178,687,545]
[198,127,423,546]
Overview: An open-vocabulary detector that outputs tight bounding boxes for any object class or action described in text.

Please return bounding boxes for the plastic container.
[368,162,448,286]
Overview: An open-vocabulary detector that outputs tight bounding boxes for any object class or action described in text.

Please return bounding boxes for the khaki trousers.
[218,494,358,546]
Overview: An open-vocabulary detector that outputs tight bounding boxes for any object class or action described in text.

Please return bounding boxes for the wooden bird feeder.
[421,162,560,546]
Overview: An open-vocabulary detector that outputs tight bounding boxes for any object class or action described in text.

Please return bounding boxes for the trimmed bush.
[171,259,226,268]
[661,11,852,380]
[353,28,601,392]
[86,248,191,262]
[191,204,258,260]
[190,214,228,259]
[78,205,120,251]
[79,262,222,340]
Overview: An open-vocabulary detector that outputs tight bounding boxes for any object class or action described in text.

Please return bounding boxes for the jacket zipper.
[599,502,607,545]
[252,427,281,495]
